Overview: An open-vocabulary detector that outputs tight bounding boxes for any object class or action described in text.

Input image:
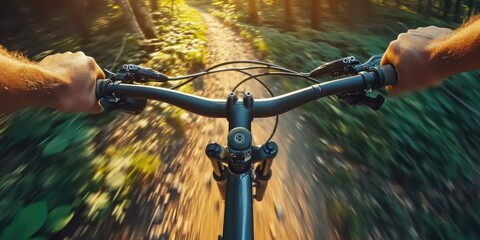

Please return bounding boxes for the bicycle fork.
[205,142,278,201]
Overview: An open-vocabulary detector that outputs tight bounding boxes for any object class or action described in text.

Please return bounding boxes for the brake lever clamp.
[104,64,169,83]
[98,65,160,115]
[353,54,383,72]
[309,56,361,78]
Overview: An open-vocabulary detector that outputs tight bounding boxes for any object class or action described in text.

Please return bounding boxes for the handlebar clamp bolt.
[234,133,246,144]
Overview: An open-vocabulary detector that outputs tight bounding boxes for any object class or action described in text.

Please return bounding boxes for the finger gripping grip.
[380,64,397,86]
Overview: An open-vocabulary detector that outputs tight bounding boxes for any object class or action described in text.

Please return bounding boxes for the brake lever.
[309,56,360,78]
[98,65,154,114]
[357,54,383,71]
[103,64,169,83]
[119,64,169,83]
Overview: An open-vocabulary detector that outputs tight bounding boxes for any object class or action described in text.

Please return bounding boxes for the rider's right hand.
[381,26,453,95]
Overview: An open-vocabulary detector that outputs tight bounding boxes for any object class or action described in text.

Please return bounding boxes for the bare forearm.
[0,52,66,113]
[381,15,480,95]
[0,46,104,114]
[430,16,480,78]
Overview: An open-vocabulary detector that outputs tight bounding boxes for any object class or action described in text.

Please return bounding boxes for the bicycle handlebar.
[96,64,397,117]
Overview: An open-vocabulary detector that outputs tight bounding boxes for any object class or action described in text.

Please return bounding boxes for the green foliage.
[84,145,160,222]
[145,3,207,75]
[0,3,146,239]
[0,110,100,238]
[0,201,47,240]
[45,205,74,233]
[0,202,75,240]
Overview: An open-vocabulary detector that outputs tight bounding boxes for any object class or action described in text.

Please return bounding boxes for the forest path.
[146,10,333,240]
[71,9,333,240]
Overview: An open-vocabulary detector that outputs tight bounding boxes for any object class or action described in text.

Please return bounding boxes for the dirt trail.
[70,10,334,240]
[145,12,333,240]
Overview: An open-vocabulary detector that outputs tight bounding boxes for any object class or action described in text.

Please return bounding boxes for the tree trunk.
[248,0,259,23]
[129,0,157,39]
[87,0,107,10]
[361,0,372,17]
[443,0,452,20]
[150,0,159,12]
[467,0,474,16]
[15,0,34,25]
[68,0,89,39]
[418,0,424,16]
[344,0,364,25]
[453,0,462,21]
[115,0,145,38]
[328,0,340,17]
[311,0,321,30]
[426,0,432,20]
[285,0,296,30]
[233,0,242,10]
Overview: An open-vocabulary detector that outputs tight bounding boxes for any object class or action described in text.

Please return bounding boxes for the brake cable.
[102,57,385,142]
[169,66,290,90]
[168,60,307,89]
[164,62,318,145]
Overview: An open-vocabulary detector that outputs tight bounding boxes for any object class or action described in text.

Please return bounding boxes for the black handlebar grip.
[380,64,397,86]
[95,79,147,114]
[96,79,109,100]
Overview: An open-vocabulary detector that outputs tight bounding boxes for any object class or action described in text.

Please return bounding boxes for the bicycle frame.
[202,91,279,240]
[223,170,254,239]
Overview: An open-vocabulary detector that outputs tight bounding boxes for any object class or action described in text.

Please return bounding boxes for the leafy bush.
[0,110,99,239]
[146,4,207,75]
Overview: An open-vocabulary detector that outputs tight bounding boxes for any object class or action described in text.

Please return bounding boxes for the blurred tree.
[328,0,340,18]
[233,0,243,11]
[86,0,108,10]
[453,0,463,21]
[285,0,296,30]
[67,0,90,39]
[150,0,159,11]
[427,0,432,19]
[467,0,475,16]
[310,0,321,30]
[129,0,157,39]
[443,0,452,20]
[360,0,372,18]
[418,0,424,17]
[248,0,259,23]
[115,0,146,38]
[342,0,370,26]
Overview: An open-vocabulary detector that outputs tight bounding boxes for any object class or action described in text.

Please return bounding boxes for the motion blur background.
[0,0,479,239]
